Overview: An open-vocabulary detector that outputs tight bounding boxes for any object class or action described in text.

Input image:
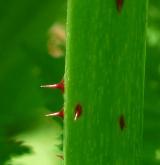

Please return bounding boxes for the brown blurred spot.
[48,23,66,58]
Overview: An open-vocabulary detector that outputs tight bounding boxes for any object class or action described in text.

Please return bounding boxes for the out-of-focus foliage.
[0,0,66,164]
[0,0,160,164]
[144,0,160,164]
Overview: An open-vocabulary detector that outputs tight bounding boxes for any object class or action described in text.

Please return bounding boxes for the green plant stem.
[64,0,148,164]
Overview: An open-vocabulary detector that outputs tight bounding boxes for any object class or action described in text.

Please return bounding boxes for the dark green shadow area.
[0,139,32,164]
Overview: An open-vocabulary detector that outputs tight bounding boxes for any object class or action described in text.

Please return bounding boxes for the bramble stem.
[64,0,148,164]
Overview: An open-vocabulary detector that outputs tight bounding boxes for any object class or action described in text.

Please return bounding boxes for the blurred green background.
[0,0,160,164]
[0,0,66,164]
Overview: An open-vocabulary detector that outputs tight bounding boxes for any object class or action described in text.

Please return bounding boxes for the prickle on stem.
[56,155,64,160]
[41,80,64,93]
[46,109,64,118]
[74,104,82,121]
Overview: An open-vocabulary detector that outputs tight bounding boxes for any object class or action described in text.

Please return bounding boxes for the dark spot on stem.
[116,0,124,13]
[74,104,82,120]
[119,114,125,130]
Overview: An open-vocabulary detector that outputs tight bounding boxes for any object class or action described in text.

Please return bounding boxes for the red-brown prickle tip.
[116,0,123,13]
[45,109,64,118]
[74,104,82,121]
[56,155,64,160]
[40,80,64,93]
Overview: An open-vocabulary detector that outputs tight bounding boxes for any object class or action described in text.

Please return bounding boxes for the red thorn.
[116,0,123,13]
[74,104,82,121]
[41,80,64,93]
[46,109,64,118]
[56,155,64,160]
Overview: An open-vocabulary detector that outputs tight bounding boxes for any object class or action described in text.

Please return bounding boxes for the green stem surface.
[65,0,147,164]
